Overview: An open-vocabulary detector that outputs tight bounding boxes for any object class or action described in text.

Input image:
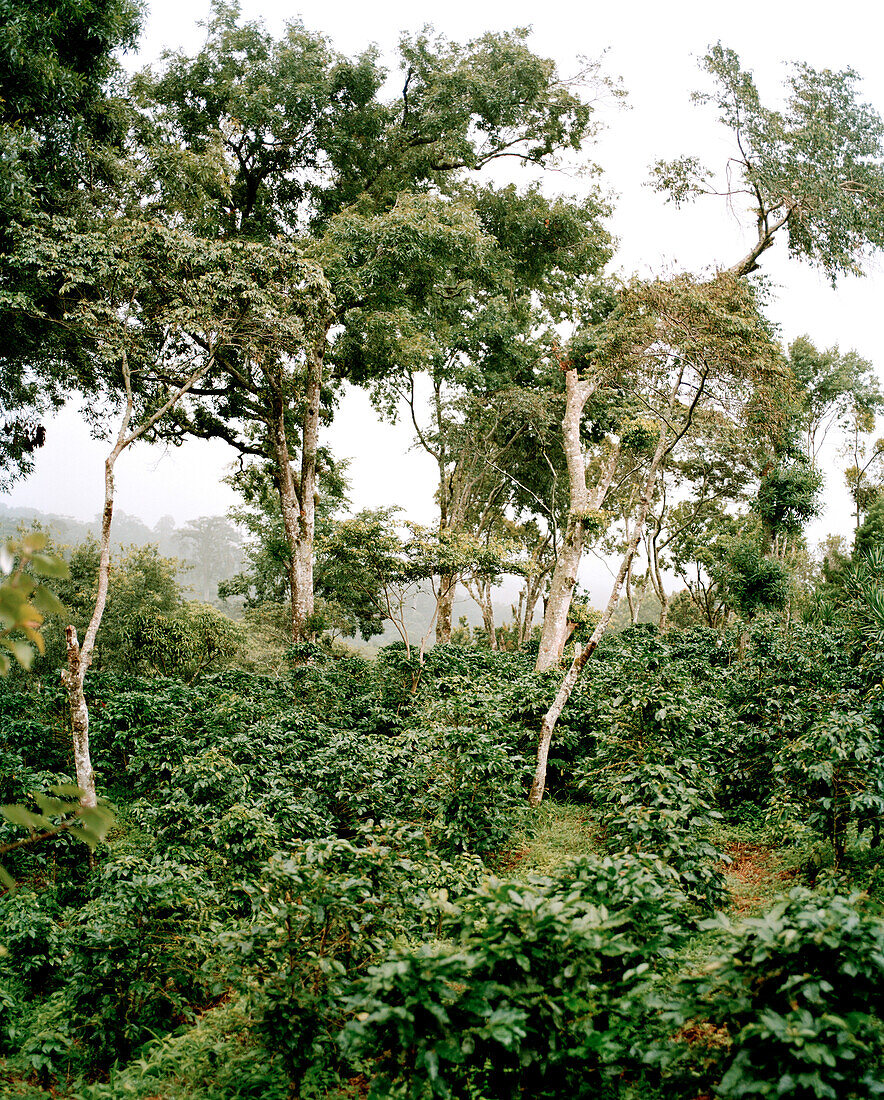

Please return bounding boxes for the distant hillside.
[0,503,245,606]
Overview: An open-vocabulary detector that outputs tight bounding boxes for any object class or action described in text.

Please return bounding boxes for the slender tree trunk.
[626,548,637,624]
[529,428,670,805]
[479,579,498,650]
[59,352,211,806]
[536,367,617,670]
[64,627,96,807]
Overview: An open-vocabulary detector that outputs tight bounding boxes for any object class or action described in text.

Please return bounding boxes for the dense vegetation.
[4,0,884,1096]
[3,604,884,1098]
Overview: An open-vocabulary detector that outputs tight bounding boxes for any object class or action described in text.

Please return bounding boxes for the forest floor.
[518,800,805,918]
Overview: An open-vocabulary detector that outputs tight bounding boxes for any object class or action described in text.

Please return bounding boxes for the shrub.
[341,853,691,1098]
[658,889,884,1099]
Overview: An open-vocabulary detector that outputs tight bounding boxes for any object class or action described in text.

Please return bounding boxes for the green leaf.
[0,638,34,670]
[21,533,47,554]
[32,585,67,616]
[2,805,50,830]
[28,553,70,580]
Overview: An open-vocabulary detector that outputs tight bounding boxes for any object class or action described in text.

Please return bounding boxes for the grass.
[516,799,602,873]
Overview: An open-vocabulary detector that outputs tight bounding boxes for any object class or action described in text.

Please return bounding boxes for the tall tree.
[10,217,327,803]
[0,0,141,486]
[529,43,884,801]
[386,184,611,642]
[130,2,606,640]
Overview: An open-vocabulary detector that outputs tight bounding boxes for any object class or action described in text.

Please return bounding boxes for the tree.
[130,3,605,641]
[531,273,791,801]
[787,337,882,463]
[529,43,884,803]
[389,184,612,643]
[9,217,328,804]
[174,517,245,603]
[0,0,141,487]
[0,535,113,891]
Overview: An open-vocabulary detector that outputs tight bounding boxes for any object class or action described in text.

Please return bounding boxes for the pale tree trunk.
[529,426,671,805]
[482,593,498,651]
[467,576,498,650]
[535,516,585,669]
[535,393,620,671]
[643,520,670,630]
[273,342,323,643]
[60,352,211,806]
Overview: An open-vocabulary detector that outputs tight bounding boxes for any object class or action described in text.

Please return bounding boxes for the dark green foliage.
[59,853,217,1068]
[3,618,884,1096]
[342,852,690,1099]
[773,707,884,860]
[755,458,824,540]
[716,541,791,619]
[224,827,451,1092]
[598,762,730,912]
[660,890,884,1099]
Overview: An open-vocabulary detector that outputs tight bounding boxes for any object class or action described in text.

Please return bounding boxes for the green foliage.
[755,458,823,539]
[654,44,884,279]
[598,762,730,912]
[0,533,69,675]
[773,708,884,860]
[417,683,528,859]
[715,540,791,620]
[662,890,884,1098]
[56,853,218,1069]
[342,853,688,1098]
[130,601,244,680]
[224,826,459,1093]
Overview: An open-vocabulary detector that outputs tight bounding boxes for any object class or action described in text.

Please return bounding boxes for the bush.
[341,853,691,1098]
[658,888,884,1099]
[57,853,218,1069]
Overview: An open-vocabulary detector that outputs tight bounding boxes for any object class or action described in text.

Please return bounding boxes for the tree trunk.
[529,428,670,805]
[63,627,96,808]
[536,367,619,671]
[274,342,322,643]
[479,580,498,651]
[436,576,455,644]
[535,516,585,670]
[60,352,211,805]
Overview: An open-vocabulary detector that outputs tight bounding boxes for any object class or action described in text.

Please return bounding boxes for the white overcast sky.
[5,0,884,561]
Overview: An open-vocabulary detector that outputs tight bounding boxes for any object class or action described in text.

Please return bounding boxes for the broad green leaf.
[2,805,50,830]
[29,553,71,579]
[32,585,67,617]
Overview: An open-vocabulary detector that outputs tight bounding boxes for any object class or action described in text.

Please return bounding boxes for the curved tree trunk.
[61,352,211,806]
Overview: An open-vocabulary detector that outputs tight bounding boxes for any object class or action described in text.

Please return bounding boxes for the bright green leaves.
[0,533,69,676]
[663,889,884,1099]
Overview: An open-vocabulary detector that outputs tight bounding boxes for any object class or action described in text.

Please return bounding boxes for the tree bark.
[435,576,455,644]
[535,367,620,671]
[535,516,585,669]
[64,627,96,808]
[480,581,498,651]
[529,427,670,805]
[60,352,211,805]
[273,341,323,643]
